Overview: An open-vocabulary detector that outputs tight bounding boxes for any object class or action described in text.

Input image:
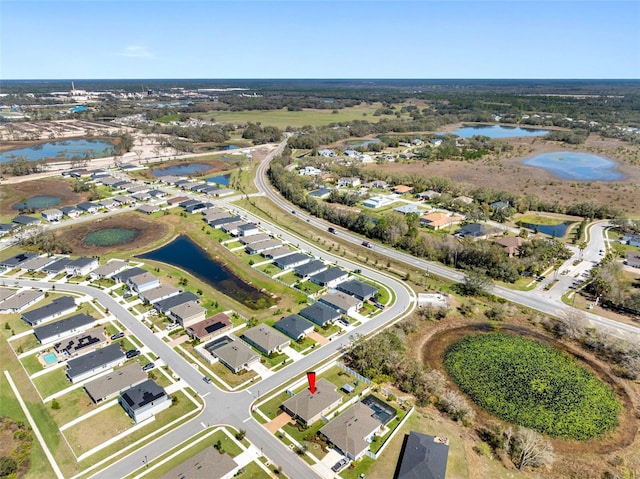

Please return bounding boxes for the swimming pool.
[43,352,58,365]
[362,394,397,425]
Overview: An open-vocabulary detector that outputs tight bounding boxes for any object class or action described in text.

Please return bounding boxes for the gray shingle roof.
[299,302,341,327]
[66,343,124,380]
[120,379,167,410]
[22,296,76,325]
[33,313,95,342]
[335,280,378,301]
[396,431,450,479]
[274,314,315,340]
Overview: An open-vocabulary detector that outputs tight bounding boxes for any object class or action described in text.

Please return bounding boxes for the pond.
[521,221,572,238]
[13,195,61,211]
[84,228,139,246]
[222,145,239,150]
[151,163,212,177]
[522,151,624,181]
[206,174,231,186]
[138,235,275,310]
[346,139,381,147]
[0,139,116,163]
[444,125,549,139]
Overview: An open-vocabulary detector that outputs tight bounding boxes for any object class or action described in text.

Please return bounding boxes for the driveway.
[265,412,292,434]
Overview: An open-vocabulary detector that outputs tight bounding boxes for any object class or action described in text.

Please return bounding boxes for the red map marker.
[307,371,317,394]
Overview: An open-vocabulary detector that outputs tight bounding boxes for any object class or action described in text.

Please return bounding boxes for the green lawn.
[210,361,258,389]
[289,336,316,353]
[11,334,40,355]
[296,280,324,295]
[63,402,133,455]
[257,391,290,420]
[32,368,71,399]
[282,419,328,459]
[21,353,44,375]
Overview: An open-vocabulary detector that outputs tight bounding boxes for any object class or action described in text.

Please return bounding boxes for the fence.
[336,362,372,386]
[366,406,414,460]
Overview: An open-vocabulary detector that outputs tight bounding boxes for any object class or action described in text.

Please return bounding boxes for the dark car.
[332,458,348,472]
[328,227,336,234]
[362,241,372,248]
[142,362,155,372]
[202,376,212,384]
[125,349,140,359]
[110,332,125,340]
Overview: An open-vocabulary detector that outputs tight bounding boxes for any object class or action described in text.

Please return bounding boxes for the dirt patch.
[54,213,168,256]
[0,177,90,218]
[421,322,638,458]
[370,132,640,214]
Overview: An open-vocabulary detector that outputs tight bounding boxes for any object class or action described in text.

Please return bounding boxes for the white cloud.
[118,45,153,58]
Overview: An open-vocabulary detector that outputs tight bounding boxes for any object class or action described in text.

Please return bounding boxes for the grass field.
[196,103,391,129]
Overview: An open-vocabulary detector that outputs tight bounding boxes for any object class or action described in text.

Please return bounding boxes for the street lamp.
[144,455,148,468]
[425,268,430,290]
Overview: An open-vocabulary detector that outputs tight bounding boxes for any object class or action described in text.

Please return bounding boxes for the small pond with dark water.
[206,174,231,186]
[521,221,572,238]
[0,139,115,163]
[138,235,275,310]
[151,163,212,177]
[13,195,61,211]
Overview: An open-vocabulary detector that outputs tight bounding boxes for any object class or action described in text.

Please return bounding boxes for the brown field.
[370,132,640,214]
[54,213,168,256]
[417,318,640,478]
[0,177,91,219]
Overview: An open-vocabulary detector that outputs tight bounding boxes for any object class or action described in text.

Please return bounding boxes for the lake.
[346,139,381,147]
[151,163,212,177]
[0,139,115,163]
[445,125,549,139]
[206,174,231,186]
[13,195,61,211]
[138,235,275,310]
[522,152,624,181]
[521,221,572,238]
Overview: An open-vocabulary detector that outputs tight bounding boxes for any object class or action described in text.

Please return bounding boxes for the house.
[362,196,392,209]
[148,189,168,198]
[265,246,294,260]
[395,432,449,479]
[416,190,441,201]
[299,166,322,176]
[202,208,230,222]
[338,177,361,188]
[139,284,180,304]
[137,204,160,215]
[237,223,259,237]
[41,257,72,274]
[274,314,315,341]
[33,312,94,345]
[221,220,248,236]
[12,215,40,226]
[158,447,238,479]
[336,280,378,301]
[209,188,234,198]
[208,216,240,229]
[240,233,271,245]
[622,234,640,247]
[19,255,57,272]
[281,378,342,426]
[320,402,382,460]
[185,313,232,342]
[490,200,510,210]
[625,252,640,268]
[167,196,189,206]
[0,223,16,237]
[77,202,99,214]
[185,202,213,214]
[84,363,147,403]
[97,176,121,187]
[319,292,362,316]
[343,149,359,158]
[98,198,117,210]
[392,185,414,195]
[154,292,199,314]
[168,301,206,328]
[41,208,63,222]
[420,212,464,230]
[90,259,128,279]
[309,187,332,199]
[54,327,106,357]
[365,180,389,189]
[132,192,152,203]
[112,267,147,284]
[61,206,81,218]
[127,184,150,194]
[394,204,422,215]
[0,252,38,269]
[0,288,16,303]
[318,149,336,157]
[241,324,290,355]
[274,253,312,270]
[112,195,134,206]
[126,272,160,293]
[299,302,341,327]
[456,223,491,239]
[494,236,524,257]
[294,260,327,279]
[0,290,45,314]
[454,195,474,205]
[309,267,349,288]
[22,296,77,326]
[119,379,172,423]
[210,339,260,373]
[65,257,99,277]
[245,239,282,255]
[66,343,125,383]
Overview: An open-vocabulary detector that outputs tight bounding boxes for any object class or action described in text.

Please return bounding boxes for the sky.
[1,0,639,79]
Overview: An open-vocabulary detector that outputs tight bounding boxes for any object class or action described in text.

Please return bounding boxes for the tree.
[511,427,554,470]
[578,241,587,261]
[235,429,246,441]
[0,457,17,477]
[459,269,493,296]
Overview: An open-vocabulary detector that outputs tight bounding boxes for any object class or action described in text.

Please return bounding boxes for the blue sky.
[2,1,638,79]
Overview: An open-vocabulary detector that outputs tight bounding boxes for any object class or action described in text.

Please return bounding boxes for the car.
[125,349,140,359]
[110,332,125,340]
[328,227,336,234]
[338,318,350,327]
[362,241,372,248]
[332,458,348,472]
[166,322,179,331]
[291,210,296,214]
[202,376,212,384]
[142,362,155,372]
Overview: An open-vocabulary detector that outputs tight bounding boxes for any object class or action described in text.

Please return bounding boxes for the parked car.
[110,332,125,340]
[202,376,212,384]
[142,362,155,372]
[167,322,179,331]
[125,349,140,359]
[332,458,348,472]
